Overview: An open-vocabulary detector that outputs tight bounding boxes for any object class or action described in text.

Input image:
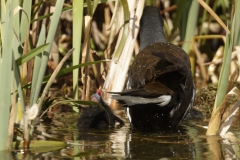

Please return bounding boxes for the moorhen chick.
[110,6,195,129]
[77,90,124,129]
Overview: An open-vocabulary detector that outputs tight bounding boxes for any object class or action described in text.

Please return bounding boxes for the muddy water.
[11,109,240,159]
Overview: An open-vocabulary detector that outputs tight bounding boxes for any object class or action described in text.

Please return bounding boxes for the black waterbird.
[110,6,195,129]
[77,89,124,129]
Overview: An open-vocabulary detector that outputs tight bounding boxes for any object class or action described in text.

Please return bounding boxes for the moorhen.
[110,6,195,129]
[77,90,124,129]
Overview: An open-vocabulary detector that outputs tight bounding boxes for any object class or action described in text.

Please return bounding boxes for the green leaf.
[29,26,46,106]
[20,0,32,42]
[72,0,84,100]
[181,1,199,53]
[112,0,130,60]
[232,0,240,46]
[86,0,92,16]
[22,60,107,90]
[0,0,14,150]
[12,140,67,149]
[43,60,107,83]
[32,0,64,110]
[174,0,192,40]
[31,7,72,24]
[92,0,100,14]
[15,43,49,66]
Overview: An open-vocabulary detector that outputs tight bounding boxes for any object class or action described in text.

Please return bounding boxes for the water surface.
[10,109,240,159]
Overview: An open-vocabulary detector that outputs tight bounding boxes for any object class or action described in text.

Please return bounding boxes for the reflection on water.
[74,126,201,159]
[8,109,240,160]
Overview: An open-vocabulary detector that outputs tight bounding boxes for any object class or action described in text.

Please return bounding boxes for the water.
[9,109,240,159]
